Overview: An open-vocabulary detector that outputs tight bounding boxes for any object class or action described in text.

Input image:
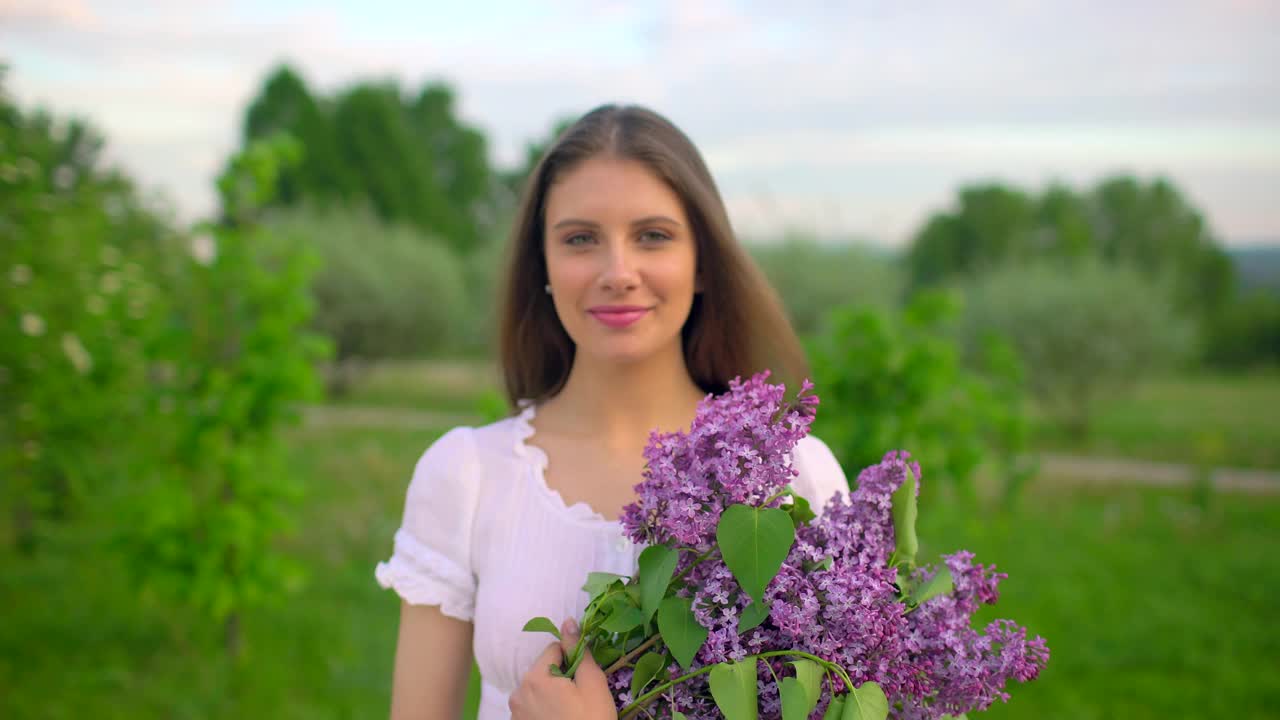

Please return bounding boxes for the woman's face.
[542,154,700,367]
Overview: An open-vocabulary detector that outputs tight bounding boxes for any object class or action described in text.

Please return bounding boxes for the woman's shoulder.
[417,402,539,474]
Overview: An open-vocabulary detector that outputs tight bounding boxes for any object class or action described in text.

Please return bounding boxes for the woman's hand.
[509,618,618,720]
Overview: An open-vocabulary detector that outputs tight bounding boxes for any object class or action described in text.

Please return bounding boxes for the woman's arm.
[389,601,474,720]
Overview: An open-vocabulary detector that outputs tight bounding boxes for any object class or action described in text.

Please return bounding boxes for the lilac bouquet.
[524,373,1048,719]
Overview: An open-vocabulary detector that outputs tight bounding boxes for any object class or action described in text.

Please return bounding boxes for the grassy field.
[1031,370,1280,470]
[2,414,1278,718]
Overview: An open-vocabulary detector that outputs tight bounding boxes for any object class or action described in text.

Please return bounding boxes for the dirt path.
[1039,454,1279,494]
[303,405,1280,494]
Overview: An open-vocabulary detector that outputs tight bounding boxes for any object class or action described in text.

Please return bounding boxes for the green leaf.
[787,492,816,525]
[803,556,834,573]
[842,681,888,720]
[630,651,667,699]
[673,713,689,720]
[780,677,813,720]
[822,695,845,720]
[890,465,919,567]
[939,715,969,720]
[593,644,622,668]
[738,599,770,634]
[657,596,709,669]
[709,658,759,720]
[582,571,627,601]
[717,504,796,603]
[521,616,561,640]
[909,566,954,607]
[601,602,645,633]
[637,544,679,624]
[788,659,823,709]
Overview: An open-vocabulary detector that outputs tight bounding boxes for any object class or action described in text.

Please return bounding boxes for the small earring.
[544,284,552,295]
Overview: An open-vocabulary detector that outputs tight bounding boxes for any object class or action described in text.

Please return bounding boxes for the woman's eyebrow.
[551,215,684,230]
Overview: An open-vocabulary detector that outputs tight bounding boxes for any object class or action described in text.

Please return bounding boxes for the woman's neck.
[538,344,705,448]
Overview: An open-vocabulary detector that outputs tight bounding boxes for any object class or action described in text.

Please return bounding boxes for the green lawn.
[2,414,1277,718]
[1032,371,1280,470]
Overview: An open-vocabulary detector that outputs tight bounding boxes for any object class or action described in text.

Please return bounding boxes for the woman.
[375,105,849,719]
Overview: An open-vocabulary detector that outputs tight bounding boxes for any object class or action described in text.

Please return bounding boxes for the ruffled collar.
[511,398,617,527]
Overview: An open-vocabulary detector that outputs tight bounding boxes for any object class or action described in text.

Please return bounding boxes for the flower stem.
[616,649,857,718]
[605,634,661,675]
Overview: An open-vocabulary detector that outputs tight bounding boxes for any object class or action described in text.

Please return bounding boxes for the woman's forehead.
[545,156,685,223]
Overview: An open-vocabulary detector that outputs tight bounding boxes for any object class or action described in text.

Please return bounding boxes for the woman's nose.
[599,242,639,292]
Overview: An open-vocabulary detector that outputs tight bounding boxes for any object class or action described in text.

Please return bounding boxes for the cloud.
[0,0,96,30]
[2,0,1276,242]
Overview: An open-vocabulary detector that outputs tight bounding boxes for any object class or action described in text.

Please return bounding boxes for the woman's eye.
[640,230,672,243]
[565,233,594,246]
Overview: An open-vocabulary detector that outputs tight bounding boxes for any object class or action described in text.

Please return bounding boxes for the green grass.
[1032,371,1280,469]
[917,482,1280,719]
[0,423,450,719]
[3,413,1277,717]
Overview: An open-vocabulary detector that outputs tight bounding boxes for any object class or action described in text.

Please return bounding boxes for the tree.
[959,258,1194,437]
[748,235,901,337]
[243,65,352,204]
[906,176,1236,323]
[237,65,496,254]
[809,292,1033,506]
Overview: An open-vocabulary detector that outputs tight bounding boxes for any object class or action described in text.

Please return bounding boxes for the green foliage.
[716,505,796,603]
[264,206,468,366]
[117,136,329,654]
[637,544,679,624]
[960,259,1194,437]
[809,292,1033,504]
[2,74,328,658]
[905,176,1236,324]
[1202,291,1280,369]
[749,236,901,337]
[0,72,177,550]
[708,659,760,720]
[241,65,494,254]
[657,595,708,669]
[844,681,889,720]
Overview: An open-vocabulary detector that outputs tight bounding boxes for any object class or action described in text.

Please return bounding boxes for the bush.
[959,258,1194,437]
[265,206,468,372]
[749,236,901,338]
[1203,292,1280,369]
[0,78,178,551]
[809,291,1033,505]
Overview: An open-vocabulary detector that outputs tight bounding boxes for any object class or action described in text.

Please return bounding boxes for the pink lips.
[588,306,650,328]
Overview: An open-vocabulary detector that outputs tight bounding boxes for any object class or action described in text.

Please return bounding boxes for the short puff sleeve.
[790,434,850,511]
[375,426,480,620]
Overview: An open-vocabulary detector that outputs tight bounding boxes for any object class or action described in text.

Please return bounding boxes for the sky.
[3,0,1278,246]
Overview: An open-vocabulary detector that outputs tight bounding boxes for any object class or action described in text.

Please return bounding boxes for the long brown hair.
[498,104,806,408]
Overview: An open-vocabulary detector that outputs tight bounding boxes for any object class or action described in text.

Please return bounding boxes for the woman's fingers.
[559,617,580,657]
[534,640,564,674]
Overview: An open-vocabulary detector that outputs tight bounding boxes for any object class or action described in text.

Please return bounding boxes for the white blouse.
[375,401,850,720]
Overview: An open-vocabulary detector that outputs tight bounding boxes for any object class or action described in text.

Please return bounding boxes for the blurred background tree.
[957,258,1194,438]
[241,65,495,255]
[905,177,1237,331]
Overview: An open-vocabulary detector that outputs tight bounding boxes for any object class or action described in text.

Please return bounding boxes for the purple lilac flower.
[613,373,1047,719]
